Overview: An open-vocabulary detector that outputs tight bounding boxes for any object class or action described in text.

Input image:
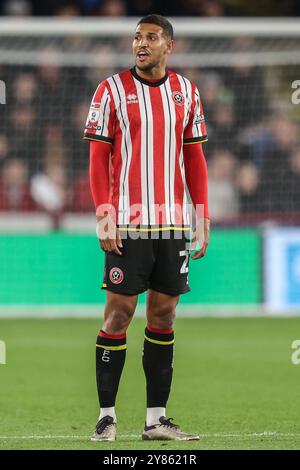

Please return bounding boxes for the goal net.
[0,18,299,314]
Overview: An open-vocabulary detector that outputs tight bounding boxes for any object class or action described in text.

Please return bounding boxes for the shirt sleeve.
[183,85,208,145]
[83,80,115,144]
[183,143,209,219]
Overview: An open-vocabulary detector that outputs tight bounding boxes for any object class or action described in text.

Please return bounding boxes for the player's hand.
[96,214,123,256]
[191,217,210,260]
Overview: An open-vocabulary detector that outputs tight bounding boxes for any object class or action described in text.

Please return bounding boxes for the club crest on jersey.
[127,93,139,104]
[172,91,185,106]
[109,267,124,284]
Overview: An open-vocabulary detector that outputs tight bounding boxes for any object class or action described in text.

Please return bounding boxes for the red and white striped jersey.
[84,67,207,227]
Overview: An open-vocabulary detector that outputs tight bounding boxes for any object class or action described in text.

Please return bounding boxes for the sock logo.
[109,267,124,284]
[102,350,110,363]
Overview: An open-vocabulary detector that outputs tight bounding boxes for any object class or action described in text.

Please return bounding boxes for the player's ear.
[166,39,174,55]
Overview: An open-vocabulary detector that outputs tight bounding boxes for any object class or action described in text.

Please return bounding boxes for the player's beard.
[135,58,160,73]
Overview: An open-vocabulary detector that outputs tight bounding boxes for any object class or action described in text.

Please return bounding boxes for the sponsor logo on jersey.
[172,91,185,106]
[89,109,100,123]
[127,93,139,104]
[109,267,124,284]
[194,114,205,124]
[86,125,102,130]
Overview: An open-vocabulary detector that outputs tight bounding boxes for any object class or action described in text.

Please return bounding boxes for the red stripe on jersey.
[150,86,166,225]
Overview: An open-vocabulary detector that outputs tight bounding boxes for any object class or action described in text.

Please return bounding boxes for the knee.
[104,302,135,334]
[148,304,176,330]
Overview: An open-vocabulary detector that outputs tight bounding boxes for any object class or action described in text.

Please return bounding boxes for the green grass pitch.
[0,316,299,450]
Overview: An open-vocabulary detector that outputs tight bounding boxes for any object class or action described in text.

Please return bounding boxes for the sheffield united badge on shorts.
[109,267,124,284]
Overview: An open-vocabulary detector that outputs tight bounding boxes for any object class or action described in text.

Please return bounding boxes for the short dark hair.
[137,14,174,40]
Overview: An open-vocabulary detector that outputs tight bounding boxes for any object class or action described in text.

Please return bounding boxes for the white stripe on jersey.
[193,87,204,139]
[134,78,156,225]
[96,87,111,138]
[161,80,177,225]
[176,74,192,130]
[142,84,156,225]
[107,74,132,225]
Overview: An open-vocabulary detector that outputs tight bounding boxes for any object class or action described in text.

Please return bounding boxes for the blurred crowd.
[0,0,300,17]
[0,37,300,222]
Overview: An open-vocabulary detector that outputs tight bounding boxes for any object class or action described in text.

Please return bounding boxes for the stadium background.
[0,0,300,450]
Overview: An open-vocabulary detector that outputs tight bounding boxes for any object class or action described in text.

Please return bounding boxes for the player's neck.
[134,65,167,81]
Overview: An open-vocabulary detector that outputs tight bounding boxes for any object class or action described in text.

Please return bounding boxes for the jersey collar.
[130,66,169,87]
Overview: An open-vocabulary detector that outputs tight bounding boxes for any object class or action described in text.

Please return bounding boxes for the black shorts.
[102,229,191,296]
